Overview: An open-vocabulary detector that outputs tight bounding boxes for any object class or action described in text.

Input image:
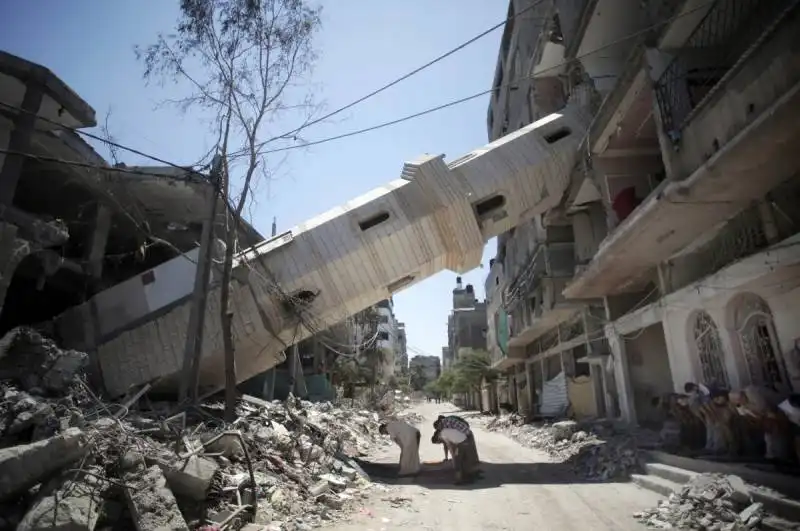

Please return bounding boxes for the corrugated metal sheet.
[540,371,568,417]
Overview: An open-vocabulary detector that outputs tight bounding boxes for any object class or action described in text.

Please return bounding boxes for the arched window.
[691,311,730,388]
[730,293,787,390]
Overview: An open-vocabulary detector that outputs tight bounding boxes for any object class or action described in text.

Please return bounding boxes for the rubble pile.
[634,474,767,530]
[0,328,392,531]
[484,416,644,480]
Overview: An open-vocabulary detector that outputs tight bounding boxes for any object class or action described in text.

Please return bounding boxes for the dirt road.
[328,402,659,531]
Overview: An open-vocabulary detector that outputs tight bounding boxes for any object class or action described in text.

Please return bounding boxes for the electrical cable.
[0,1,719,360]
[249,0,717,156]
[0,1,714,177]
[259,0,550,145]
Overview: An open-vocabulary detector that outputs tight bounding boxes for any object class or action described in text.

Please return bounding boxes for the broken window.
[377,331,389,341]
[358,211,390,231]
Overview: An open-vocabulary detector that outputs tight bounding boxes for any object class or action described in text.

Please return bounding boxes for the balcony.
[504,243,582,348]
[655,0,788,139]
[555,0,656,94]
[564,2,800,299]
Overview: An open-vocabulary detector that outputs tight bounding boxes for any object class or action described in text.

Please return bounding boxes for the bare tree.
[100,108,121,165]
[137,0,322,419]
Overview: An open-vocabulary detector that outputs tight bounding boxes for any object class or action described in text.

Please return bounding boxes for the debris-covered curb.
[0,327,413,530]
[634,473,767,530]
[480,414,655,481]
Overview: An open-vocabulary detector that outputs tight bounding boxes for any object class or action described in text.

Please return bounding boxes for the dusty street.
[328,402,660,531]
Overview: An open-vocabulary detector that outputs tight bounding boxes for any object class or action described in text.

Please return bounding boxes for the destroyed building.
[0,45,588,398]
[483,0,800,424]
[0,51,265,390]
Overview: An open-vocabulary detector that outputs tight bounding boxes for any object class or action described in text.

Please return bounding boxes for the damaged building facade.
[0,51,260,359]
[37,54,589,396]
[485,0,800,425]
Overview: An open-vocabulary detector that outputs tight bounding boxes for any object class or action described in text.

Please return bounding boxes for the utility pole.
[179,155,222,403]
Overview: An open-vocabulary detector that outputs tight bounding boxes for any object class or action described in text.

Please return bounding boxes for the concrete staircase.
[632,456,800,527]
[632,462,696,497]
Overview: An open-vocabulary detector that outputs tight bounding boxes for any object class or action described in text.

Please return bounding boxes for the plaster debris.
[482,414,658,480]
[125,465,190,531]
[633,474,767,530]
[16,471,105,531]
[0,327,394,530]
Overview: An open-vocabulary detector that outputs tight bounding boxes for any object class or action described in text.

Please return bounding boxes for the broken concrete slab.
[16,473,103,531]
[0,428,89,501]
[202,432,244,460]
[41,350,88,393]
[309,479,330,497]
[151,455,220,501]
[124,465,188,531]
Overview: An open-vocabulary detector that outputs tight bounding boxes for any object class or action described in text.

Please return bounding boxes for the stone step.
[631,473,683,497]
[637,460,800,523]
[643,462,697,485]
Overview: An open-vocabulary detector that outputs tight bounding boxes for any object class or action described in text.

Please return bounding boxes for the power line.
[0,147,209,183]
[254,1,716,155]
[260,0,550,145]
[0,101,210,180]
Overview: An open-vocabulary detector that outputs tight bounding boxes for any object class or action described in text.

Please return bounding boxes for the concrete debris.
[634,473,767,530]
[0,427,89,501]
[483,414,658,480]
[0,328,87,393]
[0,327,391,530]
[17,470,104,531]
[124,465,190,531]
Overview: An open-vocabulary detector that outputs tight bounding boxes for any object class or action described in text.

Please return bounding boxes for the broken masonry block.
[16,473,104,531]
[0,427,89,501]
[123,465,189,531]
[150,455,221,501]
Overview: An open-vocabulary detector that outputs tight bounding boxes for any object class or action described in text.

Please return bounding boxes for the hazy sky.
[0,1,507,361]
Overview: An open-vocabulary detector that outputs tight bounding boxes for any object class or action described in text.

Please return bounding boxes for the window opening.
[544,128,571,144]
[475,195,506,217]
[692,311,729,388]
[358,211,390,231]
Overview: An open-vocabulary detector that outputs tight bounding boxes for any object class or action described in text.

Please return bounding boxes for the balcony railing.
[505,242,575,308]
[654,0,793,137]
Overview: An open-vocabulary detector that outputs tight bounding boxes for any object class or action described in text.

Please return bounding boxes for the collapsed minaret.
[85,104,590,396]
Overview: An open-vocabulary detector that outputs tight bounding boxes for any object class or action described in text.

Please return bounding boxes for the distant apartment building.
[356,298,398,382]
[446,277,488,363]
[409,354,441,382]
[442,346,454,370]
[395,322,408,375]
[484,0,800,424]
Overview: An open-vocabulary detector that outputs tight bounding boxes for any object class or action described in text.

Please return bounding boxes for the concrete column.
[84,203,112,281]
[589,363,606,417]
[0,85,43,205]
[525,361,536,415]
[0,223,31,315]
[517,363,529,416]
[607,328,637,425]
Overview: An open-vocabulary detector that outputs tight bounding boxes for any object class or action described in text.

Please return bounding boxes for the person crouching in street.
[432,415,480,484]
[379,420,421,477]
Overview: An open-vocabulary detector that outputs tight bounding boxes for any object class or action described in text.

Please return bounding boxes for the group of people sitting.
[655,381,800,463]
[379,414,482,484]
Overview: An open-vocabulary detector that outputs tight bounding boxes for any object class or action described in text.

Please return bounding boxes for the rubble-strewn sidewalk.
[634,474,767,530]
[0,327,413,531]
[481,413,800,529]
[481,414,652,480]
